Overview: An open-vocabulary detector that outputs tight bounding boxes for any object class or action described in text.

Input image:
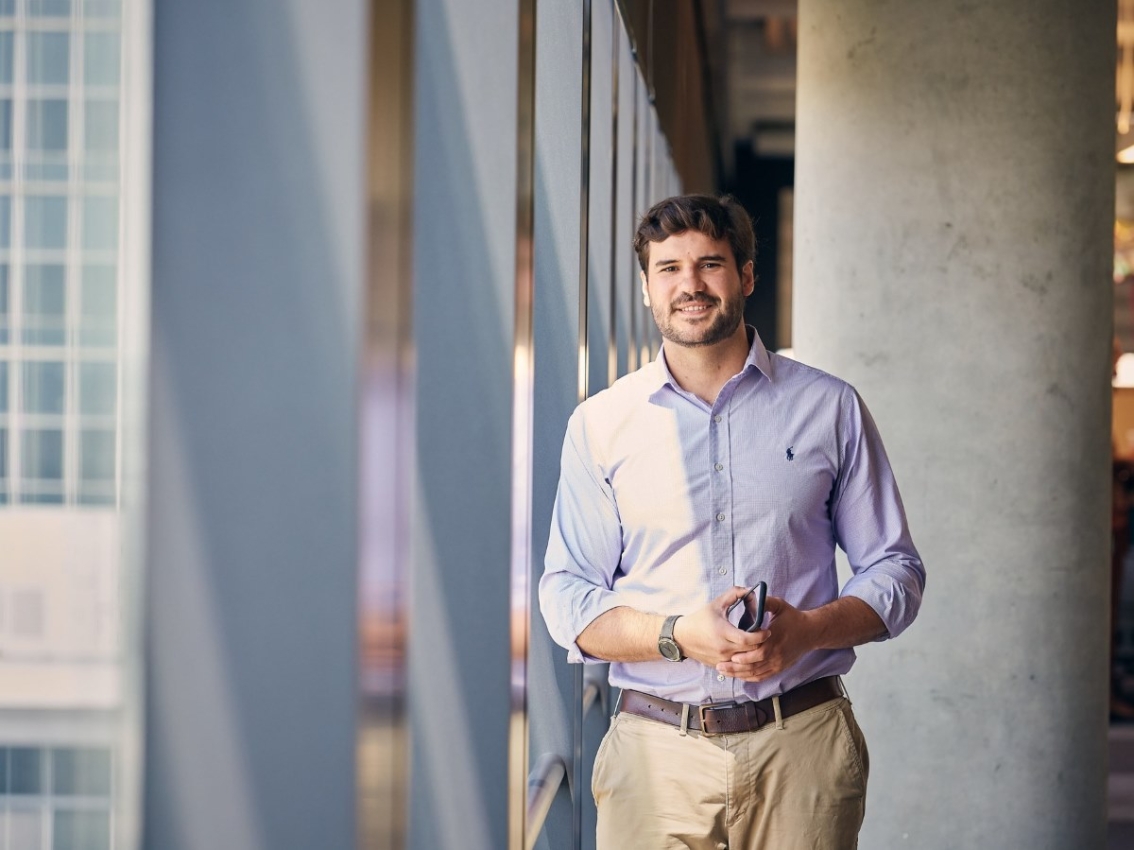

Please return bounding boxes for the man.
[539,194,925,849]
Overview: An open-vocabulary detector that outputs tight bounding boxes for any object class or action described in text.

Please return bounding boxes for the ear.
[640,271,651,307]
[741,260,755,297]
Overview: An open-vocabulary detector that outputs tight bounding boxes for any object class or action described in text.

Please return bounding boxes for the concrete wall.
[795,1,1115,846]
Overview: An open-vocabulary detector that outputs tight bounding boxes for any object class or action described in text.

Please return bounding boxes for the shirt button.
[714,415,722,423]
[717,673,725,682]
[714,463,724,471]
[716,512,726,522]
[718,566,726,576]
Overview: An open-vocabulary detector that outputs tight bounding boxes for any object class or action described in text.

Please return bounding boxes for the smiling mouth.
[673,300,716,315]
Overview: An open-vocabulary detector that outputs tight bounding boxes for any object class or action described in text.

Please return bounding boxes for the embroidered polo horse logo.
[786,446,794,461]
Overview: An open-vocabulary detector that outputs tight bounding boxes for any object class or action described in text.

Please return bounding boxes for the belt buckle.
[698,701,737,736]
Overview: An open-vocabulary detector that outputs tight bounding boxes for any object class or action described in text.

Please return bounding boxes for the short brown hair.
[633,194,756,274]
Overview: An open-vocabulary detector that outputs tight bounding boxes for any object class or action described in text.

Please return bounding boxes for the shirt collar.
[647,325,773,397]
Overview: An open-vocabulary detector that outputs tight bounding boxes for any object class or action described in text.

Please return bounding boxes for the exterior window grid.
[0,0,119,508]
[0,745,115,850]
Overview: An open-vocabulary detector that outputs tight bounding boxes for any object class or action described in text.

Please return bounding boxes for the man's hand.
[714,595,817,682]
[671,586,762,666]
[716,595,887,682]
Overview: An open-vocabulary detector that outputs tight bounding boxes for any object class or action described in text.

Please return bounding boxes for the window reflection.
[0,3,137,849]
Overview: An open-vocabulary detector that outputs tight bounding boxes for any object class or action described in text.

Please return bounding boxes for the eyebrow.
[653,253,729,268]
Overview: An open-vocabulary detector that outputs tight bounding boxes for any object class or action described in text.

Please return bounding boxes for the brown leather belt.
[619,676,842,735]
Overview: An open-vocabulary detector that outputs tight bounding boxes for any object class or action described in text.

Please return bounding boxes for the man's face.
[640,230,755,349]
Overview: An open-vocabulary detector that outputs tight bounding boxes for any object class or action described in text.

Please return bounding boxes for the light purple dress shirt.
[539,328,925,704]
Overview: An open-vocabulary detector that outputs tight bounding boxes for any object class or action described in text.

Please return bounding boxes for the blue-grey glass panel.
[22,361,65,413]
[27,33,69,84]
[28,0,71,17]
[51,748,112,796]
[0,363,6,411]
[84,100,116,152]
[0,162,14,180]
[0,427,6,478]
[53,809,110,850]
[83,32,119,86]
[22,428,63,479]
[23,264,66,345]
[80,428,113,480]
[10,748,44,794]
[24,162,68,182]
[83,0,119,18]
[82,161,117,182]
[78,488,112,505]
[0,748,7,792]
[0,32,13,83]
[25,196,68,249]
[79,362,114,415]
[0,196,11,247]
[0,264,7,312]
[81,265,115,346]
[22,491,63,503]
[0,99,13,150]
[82,196,116,250]
[0,1,13,16]
[27,99,68,151]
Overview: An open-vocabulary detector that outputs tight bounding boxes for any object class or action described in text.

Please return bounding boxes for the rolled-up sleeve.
[539,410,627,663]
[831,388,926,639]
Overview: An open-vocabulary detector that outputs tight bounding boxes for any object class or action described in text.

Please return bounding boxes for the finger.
[763,595,787,615]
[728,648,763,665]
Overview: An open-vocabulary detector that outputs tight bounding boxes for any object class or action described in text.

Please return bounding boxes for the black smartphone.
[727,581,767,632]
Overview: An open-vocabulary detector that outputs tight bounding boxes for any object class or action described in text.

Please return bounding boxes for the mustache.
[670,294,718,309]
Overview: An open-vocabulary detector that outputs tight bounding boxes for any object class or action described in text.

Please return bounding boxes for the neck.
[663,324,752,405]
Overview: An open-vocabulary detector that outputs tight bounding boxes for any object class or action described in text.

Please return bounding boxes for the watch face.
[659,638,682,662]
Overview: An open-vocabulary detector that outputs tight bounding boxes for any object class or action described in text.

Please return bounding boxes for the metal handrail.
[525,679,606,849]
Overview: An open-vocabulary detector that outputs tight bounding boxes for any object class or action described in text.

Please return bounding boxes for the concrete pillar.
[145,1,365,848]
[794,1,1115,847]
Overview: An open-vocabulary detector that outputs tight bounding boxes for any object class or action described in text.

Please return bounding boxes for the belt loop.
[679,703,690,736]
[772,695,784,730]
[613,688,624,716]
[837,676,850,705]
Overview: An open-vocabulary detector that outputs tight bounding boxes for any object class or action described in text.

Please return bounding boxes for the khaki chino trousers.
[592,696,868,850]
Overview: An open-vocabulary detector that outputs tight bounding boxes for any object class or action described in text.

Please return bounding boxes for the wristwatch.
[658,615,685,662]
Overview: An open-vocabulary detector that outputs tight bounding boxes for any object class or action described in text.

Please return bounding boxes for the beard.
[652,291,746,348]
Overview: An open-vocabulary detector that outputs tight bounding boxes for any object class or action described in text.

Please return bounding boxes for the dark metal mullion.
[572,1,592,848]
[607,0,619,389]
[507,0,538,846]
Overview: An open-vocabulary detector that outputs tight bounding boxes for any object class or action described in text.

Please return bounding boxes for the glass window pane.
[51,748,111,796]
[83,0,117,17]
[22,428,63,480]
[25,196,68,249]
[22,362,65,414]
[0,99,14,150]
[79,363,114,415]
[0,32,13,83]
[8,806,44,850]
[83,33,118,86]
[0,747,7,793]
[0,1,13,16]
[80,428,113,480]
[84,100,116,152]
[82,197,116,250]
[27,99,68,151]
[53,809,110,850]
[28,0,71,16]
[27,33,69,84]
[10,748,44,794]
[0,362,7,412]
[0,427,7,480]
[0,265,8,343]
[80,265,115,346]
[23,265,66,346]
[0,195,12,248]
